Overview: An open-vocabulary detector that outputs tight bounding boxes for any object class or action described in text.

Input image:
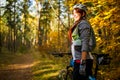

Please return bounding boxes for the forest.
[0,0,120,80]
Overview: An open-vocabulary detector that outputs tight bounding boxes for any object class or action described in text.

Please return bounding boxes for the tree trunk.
[23,2,27,46]
[67,0,70,51]
[57,0,60,52]
[38,14,42,46]
[0,9,2,52]
[13,1,16,53]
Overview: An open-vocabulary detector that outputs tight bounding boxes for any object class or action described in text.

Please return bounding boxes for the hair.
[73,8,86,19]
[68,8,87,41]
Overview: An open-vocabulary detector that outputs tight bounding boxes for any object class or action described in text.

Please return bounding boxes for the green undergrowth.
[32,50,71,80]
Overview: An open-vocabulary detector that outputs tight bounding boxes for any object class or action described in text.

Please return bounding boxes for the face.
[73,9,81,21]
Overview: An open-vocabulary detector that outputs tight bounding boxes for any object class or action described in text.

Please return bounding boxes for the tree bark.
[13,1,16,53]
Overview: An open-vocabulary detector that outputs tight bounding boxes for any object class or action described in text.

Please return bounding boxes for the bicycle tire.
[58,69,73,80]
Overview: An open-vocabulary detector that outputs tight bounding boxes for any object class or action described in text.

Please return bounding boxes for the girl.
[68,4,96,80]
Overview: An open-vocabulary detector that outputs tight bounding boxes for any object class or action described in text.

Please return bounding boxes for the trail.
[0,53,34,80]
[0,51,66,80]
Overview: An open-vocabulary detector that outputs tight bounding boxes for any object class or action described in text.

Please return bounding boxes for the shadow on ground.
[0,53,34,80]
[0,67,32,80]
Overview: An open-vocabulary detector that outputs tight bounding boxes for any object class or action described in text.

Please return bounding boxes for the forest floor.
[0,50,70,80]
[0,52,34,80]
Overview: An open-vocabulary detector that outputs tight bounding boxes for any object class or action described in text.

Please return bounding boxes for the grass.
[32,50,71,80]
[0,49,71,80]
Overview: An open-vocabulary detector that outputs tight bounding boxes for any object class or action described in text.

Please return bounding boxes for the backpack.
[88,27,96,51]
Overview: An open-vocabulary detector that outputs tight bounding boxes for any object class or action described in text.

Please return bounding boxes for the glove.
[79,60,86,76]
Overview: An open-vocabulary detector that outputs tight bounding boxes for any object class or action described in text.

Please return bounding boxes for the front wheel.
[58,69,73,80]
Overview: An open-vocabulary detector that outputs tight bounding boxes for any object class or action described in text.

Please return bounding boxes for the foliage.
[0,0,120,79]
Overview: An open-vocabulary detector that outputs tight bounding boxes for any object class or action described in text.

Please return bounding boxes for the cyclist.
[68,3,96,80]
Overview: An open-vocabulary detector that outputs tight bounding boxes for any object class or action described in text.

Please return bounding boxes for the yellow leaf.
[104,14,112,20]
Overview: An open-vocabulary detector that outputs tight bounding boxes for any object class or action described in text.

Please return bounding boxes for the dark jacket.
[77,20,96,52]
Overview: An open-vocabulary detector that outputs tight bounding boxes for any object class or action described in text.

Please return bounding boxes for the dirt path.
[0,53,34,80]
[0,51,64,80]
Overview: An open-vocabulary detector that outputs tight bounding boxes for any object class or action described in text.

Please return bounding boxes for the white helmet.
[73,4,88,12]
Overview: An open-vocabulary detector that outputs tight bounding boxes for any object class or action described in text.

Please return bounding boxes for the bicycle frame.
[93,53,111,80]
[52,52,111,80]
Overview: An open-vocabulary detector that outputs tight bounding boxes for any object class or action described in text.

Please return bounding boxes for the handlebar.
[52,52,71,57]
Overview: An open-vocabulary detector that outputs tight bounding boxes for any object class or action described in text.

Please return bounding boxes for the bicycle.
[57,53,111,80]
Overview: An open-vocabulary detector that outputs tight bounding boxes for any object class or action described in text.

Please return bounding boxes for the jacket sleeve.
[78,22,90,52]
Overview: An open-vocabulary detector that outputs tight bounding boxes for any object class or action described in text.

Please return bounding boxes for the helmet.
[73,4,88,12]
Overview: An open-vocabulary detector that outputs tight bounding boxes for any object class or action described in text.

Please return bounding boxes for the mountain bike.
[57,53,111,80]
